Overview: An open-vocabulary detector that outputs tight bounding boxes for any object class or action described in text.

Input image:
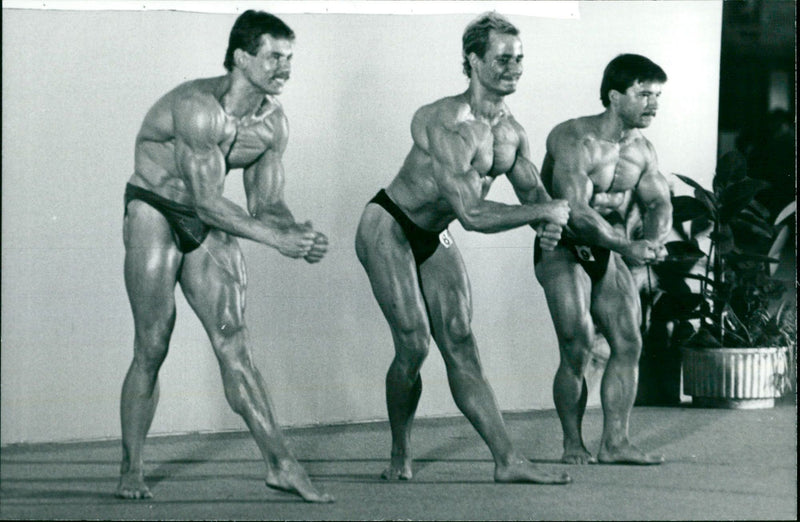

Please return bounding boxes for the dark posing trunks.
[369,188,449,336]
[534,235,612,283]
[533,212,624,283]
[369,189,444,267]
[124,183,210,253]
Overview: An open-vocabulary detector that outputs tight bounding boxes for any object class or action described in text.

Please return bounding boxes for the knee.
[133,320,173,372]
[441,308,473,346]
[393,325,431,373]
[558,322,595,375]
[609,325,642,364]
[210,318,248,366]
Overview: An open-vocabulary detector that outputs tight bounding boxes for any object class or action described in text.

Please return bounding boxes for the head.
[223,10,295,94]
[601,54,667,128]
[462,12,523,95]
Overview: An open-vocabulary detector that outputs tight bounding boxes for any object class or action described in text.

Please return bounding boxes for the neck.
[221,73,267,119]
[597,110,633,143]
[465,82,506,121]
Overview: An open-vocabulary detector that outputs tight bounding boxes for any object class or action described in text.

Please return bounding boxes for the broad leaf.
[651,292,705,322]
[672,195,711,223]
[719,178,771,223]
[774,201,796,226]
[714,151,748,190]
[658,240,706,274]
[685,327,722,348]
[674,174,718,215]
[723,252,780,264]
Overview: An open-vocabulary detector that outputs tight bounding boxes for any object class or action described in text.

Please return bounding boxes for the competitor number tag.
[575,245,595,262]
[439,229,453,248]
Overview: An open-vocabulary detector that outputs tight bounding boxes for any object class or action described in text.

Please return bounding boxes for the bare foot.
[598,442,664,465]
[265,461,334,503]
[561,448,597,465]
[115,472,153,499]
[381,454,413,480]
[494,457,571,484]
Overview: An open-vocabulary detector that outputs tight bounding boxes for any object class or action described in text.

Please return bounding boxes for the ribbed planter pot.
[682,346,789,409]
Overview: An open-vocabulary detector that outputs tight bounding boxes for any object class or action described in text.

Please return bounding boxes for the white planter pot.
[682,346,790,409]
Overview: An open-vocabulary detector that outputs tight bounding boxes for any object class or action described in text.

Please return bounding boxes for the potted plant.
[638,150,795,408]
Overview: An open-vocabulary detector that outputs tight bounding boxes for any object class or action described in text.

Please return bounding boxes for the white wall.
[1,1,722,444]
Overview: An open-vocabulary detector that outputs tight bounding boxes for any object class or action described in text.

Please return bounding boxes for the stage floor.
[1,403,796,520]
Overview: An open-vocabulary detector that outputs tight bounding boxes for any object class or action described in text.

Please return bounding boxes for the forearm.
[568,204,631,253]
[461,200,553,234]
[196,197,286,247]
[251,201,296,229]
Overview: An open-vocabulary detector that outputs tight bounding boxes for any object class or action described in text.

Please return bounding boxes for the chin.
[496,85,517,96]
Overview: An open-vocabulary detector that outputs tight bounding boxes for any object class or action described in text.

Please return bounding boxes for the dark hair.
[223,10,295,71]
[462,12,519,78]
[600,54,667,107]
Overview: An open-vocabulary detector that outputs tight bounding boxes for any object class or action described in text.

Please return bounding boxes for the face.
[614,80,662,129]
[238,34,293,94]
[472,31,523,95]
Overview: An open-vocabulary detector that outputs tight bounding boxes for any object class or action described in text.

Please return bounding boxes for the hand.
[275,224,316,259]
[541,199,571,227]
[537,222,563,251]
[304,231,329,264]
[650,243,668,263]
[621,239,658,266]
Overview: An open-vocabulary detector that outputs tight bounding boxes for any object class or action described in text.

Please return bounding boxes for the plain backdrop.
[1,1,722,444]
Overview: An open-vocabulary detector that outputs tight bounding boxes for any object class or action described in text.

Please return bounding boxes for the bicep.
[635,149,671,208]
[506,127,538,193]
[244,149,287,213]
[508,155,545,204]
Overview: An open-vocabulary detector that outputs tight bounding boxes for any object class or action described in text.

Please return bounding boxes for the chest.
[587,142,648,192]
[472,120,520,177]
[218,116,274,169]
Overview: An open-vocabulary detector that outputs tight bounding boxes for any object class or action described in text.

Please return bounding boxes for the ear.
[609,89,622,105]
[233,48,248,68]
[467,52,481,74]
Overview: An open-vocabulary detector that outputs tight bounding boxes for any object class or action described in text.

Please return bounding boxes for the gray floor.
[1,403,796,521]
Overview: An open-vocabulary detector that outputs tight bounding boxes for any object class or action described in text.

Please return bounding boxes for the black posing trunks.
[124,183,210,253]
[533,212,624,284]
[369,189,448,336]
[369,189,444,267]
[534,235,611,283]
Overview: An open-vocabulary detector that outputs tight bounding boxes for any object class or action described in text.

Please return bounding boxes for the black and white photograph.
[1,0,795,520]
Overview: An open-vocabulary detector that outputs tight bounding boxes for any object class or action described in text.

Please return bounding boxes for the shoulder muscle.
[172,92,226,150]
